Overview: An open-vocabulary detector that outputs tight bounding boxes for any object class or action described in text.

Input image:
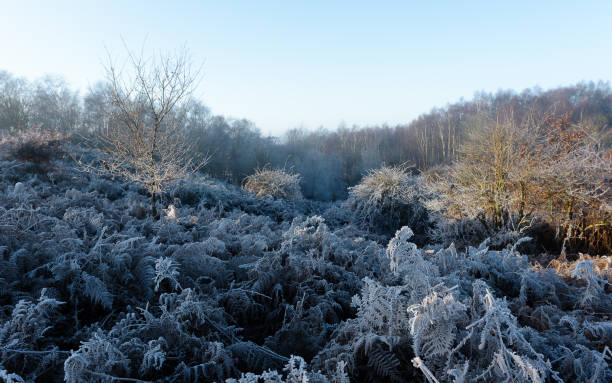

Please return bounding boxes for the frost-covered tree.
[96,45,206,218]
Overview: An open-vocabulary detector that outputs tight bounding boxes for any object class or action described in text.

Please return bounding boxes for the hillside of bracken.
[0,66,610,382]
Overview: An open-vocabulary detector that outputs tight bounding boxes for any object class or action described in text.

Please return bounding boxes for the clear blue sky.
[1,1,611,135]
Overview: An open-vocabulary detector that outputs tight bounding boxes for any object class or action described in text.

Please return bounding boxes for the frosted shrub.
[344,166,429,238]
[243,168,303,201]
[1,127,67,178]
[1,127,65,163]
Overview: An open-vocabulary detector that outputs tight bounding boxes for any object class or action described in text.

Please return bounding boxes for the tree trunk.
[518,181,526,219]
[151,193,158,220]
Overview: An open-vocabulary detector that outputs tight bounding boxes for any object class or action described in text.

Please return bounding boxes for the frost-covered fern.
[0,142,609,382]
[408,286,466,361]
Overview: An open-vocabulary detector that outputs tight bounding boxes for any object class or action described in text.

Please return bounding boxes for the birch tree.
[99,46,205,218]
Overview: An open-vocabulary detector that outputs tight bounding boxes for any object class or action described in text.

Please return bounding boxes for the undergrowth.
[0,143,609,382]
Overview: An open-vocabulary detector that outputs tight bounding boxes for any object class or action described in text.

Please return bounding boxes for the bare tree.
[0,71,30,132]
[99,46,205,218]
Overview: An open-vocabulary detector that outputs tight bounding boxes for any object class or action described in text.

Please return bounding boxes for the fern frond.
[407,286,465,360]
[140,338,166,374]
[154,257,181,292]
[81,272,113,309]
[366,343,402,382]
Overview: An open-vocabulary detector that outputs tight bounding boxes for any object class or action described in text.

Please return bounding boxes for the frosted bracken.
[0,141,609,382]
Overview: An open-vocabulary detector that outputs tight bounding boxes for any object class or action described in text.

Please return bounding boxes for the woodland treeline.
[2,71,610,197]
[1,71,610,252]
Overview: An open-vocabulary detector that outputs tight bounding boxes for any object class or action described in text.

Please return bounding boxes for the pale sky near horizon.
[1,1,611,135]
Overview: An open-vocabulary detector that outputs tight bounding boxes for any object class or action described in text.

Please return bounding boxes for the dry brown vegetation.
[548,253,612,283]
[428,110,611,254]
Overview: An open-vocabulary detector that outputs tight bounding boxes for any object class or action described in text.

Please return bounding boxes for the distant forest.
[0,72,609,203]
[1,71,610,201]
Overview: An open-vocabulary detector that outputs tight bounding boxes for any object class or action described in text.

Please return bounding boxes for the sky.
[1,1,611,135]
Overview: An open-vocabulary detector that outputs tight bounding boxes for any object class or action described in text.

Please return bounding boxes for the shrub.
[343,165,429,239]
[1,127,65,172]
[426,113,612,254]
[243,168,303,201]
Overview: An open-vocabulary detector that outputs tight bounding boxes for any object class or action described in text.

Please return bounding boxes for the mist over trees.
[3,69,610,199]
[1,69,610,253]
